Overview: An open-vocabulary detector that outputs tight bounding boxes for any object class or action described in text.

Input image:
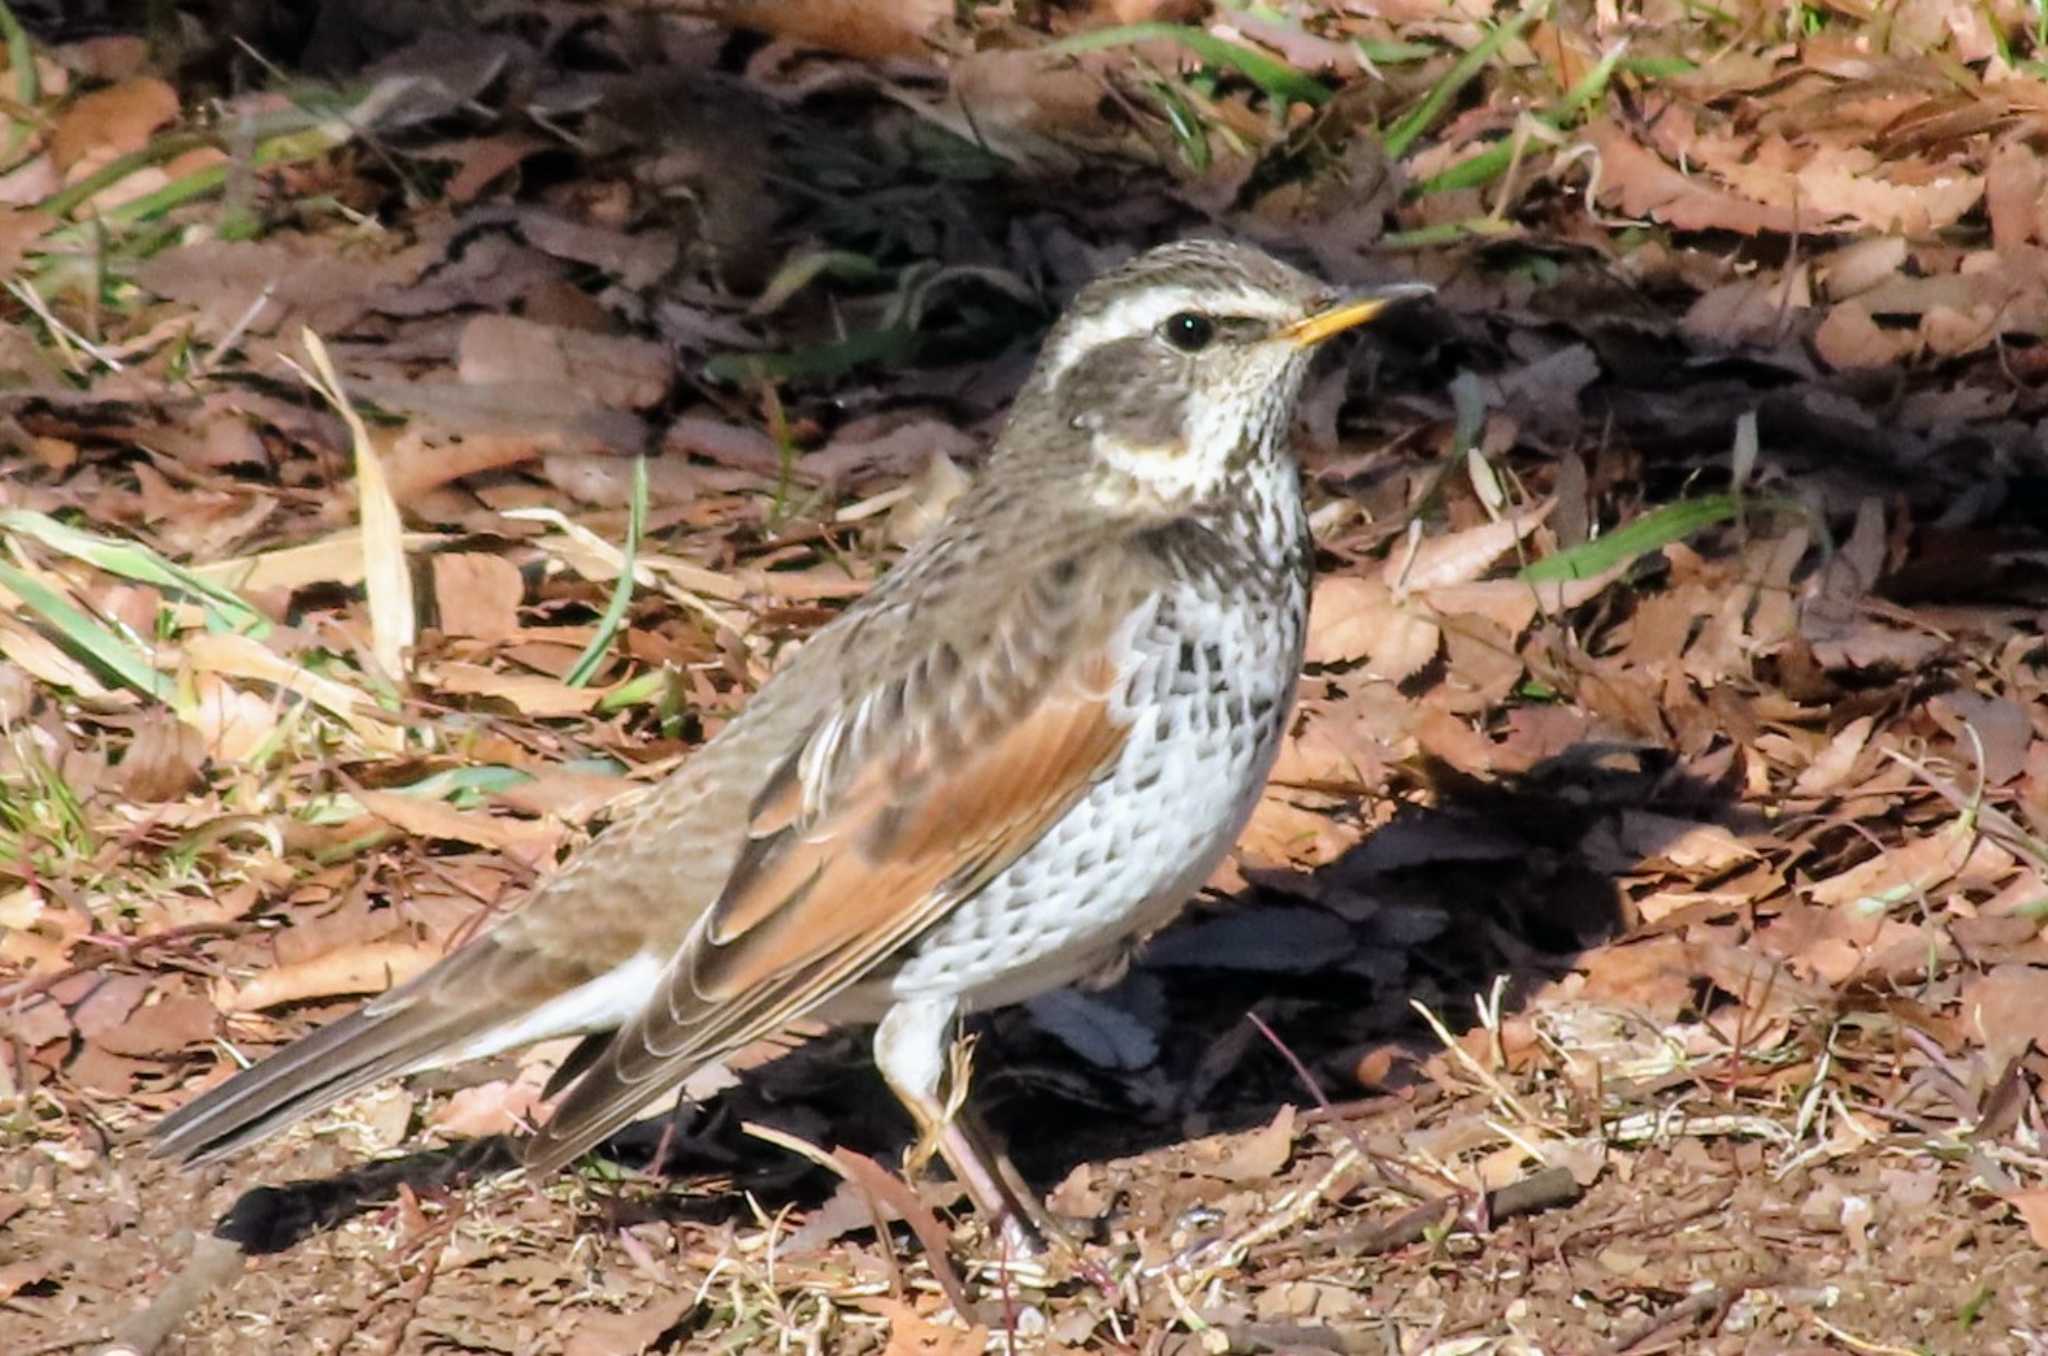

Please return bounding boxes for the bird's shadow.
[196,739,1751,1256]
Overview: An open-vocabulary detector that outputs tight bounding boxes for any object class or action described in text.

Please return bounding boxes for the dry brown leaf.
[429,133,553,204]
[1821,236,1908,300]
[432,553,524,641]
[719,0,951,60]
[1616,811,1756,870]
[1814,301,1917,370]
[1235,792,1349,868]
[1421,558,1628,636]
[183,631,403,753]
[1368,610,1442,684]
[1682,269,1810,347]
[562,1292,696,1356]
[1793,715,1877,797]
[457,315,671,410]
[1385,500,1555,593]
[0,208,54,278]
[51,77,179,172]
[230,939,443,1011]
[1928,691,2031,786]
[69,973,150,1041]
[1692,940,1830,1016]
[425,1063,552,1138]
[299,331,414,682]
[490,769,635,823]
[1573,935,1696,1015]
[354,787,562,864]
[1715,148,1983,236]
[1805,822,1975,906]
[2007,1188,2048,1251]
[1988,138,2048,249]
[865,1296,990,1356]
[191,529,449,594]
[119,709,205,801]
[1584,118,1799,235]
[184,670,281,763]
[0,616,121,699]
[432,661,607,717]
[93,994,220,1056]
[1203,1103,1297,1182]
[1966,964,2048,1069]
[1305,574,1395,665]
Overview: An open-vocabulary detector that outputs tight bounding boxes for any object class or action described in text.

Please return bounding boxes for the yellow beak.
[1281,283,1433,348]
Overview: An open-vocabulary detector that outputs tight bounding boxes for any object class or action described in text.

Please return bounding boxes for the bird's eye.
[1161,311,1216,353]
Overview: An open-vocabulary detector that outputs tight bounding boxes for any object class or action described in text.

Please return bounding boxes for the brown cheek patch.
[1058,334,1190,448]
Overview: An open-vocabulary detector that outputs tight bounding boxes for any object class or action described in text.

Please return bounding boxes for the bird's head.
[1000,239,1428,512]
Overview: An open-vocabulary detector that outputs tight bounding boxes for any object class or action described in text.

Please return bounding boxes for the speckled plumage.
[155,239,1421,1237]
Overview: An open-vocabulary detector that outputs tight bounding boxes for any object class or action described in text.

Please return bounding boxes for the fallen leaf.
[1584,117,1798,235]
[1928,691,2031,787]
[457,315,671,410]
[1793,715,1876,797]
[354,787,562,864]
[1385,500,1555,593]
[1204,1103,1297,1182]
[1805,821,1976,907]
[52,77,179,172]
[431,661,607,717]
[2009,1188,2048,1251]
[230,939,444,1010]
[94,994,220,1056]
[562,1292,695,1356]
[432,552,524,641]
[1305,574,1395,665]
[1026,984,1160,1070]
[1142,906,1353,972]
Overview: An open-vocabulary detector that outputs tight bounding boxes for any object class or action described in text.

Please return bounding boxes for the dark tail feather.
[153,1003,492,1166]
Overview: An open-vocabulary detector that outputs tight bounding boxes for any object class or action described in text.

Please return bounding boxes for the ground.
[3,2,2048,1353]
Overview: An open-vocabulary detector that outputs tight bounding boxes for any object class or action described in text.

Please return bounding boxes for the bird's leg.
[874,998,1044,1258]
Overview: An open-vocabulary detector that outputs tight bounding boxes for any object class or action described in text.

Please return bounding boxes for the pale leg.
[873,996,1043,1256]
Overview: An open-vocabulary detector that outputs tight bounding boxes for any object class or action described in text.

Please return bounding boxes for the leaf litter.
[0,0,2045,1353]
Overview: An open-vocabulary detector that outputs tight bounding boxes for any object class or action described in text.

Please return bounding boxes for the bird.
[154,238,1426,1240]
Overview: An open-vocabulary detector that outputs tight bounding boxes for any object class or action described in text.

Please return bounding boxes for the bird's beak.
[1281,283,1434,349]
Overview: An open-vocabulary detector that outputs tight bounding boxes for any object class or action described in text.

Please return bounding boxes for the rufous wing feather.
[523,649,1129,1172]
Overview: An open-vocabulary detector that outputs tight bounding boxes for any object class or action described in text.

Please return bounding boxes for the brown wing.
[524,632,1132,1172]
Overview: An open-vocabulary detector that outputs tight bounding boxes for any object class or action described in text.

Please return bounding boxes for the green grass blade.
[595,666,671,714]
[1379,217,1524,249]
[0,509,269,635]
[0,0,37,165]
[0,560,169,698]
[1383,3,1544,160]
[1518,494,1760,583]
[1411,139,1522,196]
[705,325,918,384]
[1356,38,1444,63]
[1046,22,1331,108]
[566,457,645,689]
[1554,41,1630,121]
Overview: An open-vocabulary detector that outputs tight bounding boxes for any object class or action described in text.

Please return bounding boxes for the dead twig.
[1605,1276,1770,1355]
[1304,1164,1583,1258]
[94,1233,247,1356]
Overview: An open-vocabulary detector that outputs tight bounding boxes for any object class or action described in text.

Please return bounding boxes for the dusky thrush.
[155,239,1425,1236]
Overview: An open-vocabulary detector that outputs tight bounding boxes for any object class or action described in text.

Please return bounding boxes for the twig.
[1604,1280,1748,1354]
[94,1233,247,1356]
[0,922,256,1005]
[740,1120,977,1320]
[1245,1011,1431,1202]
[1297,1164,1582,1257]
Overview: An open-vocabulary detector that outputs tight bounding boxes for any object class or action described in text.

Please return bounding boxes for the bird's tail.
[152,993,496,1166]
